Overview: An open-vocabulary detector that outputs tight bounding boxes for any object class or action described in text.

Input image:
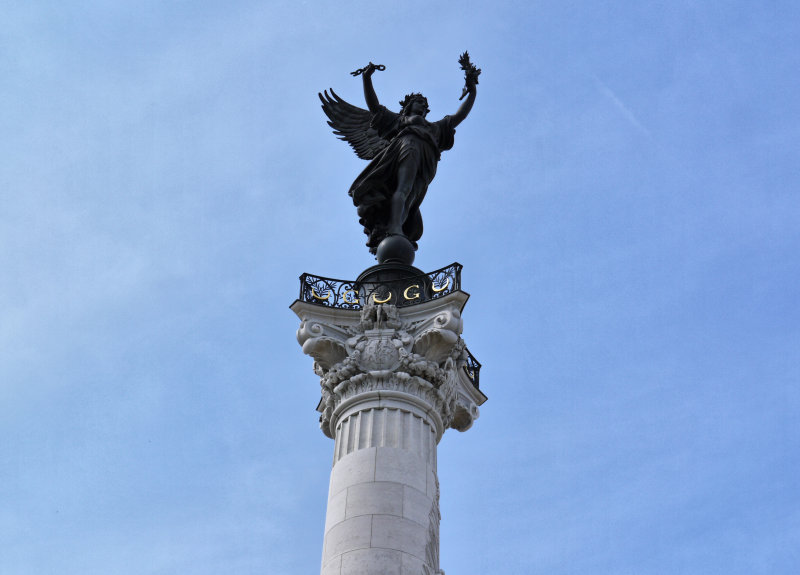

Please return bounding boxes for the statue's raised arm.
[320,53,480,265]
[450,51,480,127]
[353,62,383,113]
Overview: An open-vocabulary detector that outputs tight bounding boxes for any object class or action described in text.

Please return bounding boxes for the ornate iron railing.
[298,263,462,310]
[298,275,362,310]
[463,348,482,390]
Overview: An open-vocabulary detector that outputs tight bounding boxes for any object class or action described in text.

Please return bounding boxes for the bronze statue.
[320,53,479,264]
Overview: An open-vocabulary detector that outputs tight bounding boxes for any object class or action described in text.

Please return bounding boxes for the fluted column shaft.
[321,390,440,575]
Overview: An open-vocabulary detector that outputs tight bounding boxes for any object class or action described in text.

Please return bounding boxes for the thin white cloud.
[592,74,652,138]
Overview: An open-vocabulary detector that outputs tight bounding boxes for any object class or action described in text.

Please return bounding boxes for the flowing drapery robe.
[349,106,456,253]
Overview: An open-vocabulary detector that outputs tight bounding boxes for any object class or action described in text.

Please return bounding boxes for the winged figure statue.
[320,54,479,264]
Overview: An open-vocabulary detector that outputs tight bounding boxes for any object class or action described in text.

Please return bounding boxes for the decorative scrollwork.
[299,275,361,310]
[429,267,460,301]
[298,263,463,310]
[463,348,481,390]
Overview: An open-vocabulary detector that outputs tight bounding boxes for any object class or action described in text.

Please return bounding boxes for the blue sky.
[2,1,798,573]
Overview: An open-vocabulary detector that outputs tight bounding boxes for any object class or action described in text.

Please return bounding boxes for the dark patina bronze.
[320,53,479,265]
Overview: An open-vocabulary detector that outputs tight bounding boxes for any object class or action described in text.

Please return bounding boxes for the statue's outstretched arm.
[450,83,476,127]
[360,63,382,113]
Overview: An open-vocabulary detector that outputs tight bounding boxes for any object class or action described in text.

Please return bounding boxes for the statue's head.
[399,93,429,117]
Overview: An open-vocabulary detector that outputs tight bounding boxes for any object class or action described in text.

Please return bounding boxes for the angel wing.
[319,89,389,160]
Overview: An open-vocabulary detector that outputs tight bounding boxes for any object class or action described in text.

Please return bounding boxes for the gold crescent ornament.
[372,292,392,304]
[431,278,450,293]
[312,288,331,301]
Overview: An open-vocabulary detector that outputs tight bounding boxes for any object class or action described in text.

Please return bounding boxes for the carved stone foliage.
[295,301,480,439]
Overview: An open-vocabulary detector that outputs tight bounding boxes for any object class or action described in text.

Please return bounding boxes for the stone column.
[292,291,485,575]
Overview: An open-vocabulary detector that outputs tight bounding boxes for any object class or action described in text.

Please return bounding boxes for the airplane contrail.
[593,75,652,138]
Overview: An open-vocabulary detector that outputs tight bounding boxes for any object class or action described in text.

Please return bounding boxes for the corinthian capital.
[291,290,486,440]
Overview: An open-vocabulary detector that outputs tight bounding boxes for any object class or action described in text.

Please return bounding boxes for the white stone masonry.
[292,292,486,575]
